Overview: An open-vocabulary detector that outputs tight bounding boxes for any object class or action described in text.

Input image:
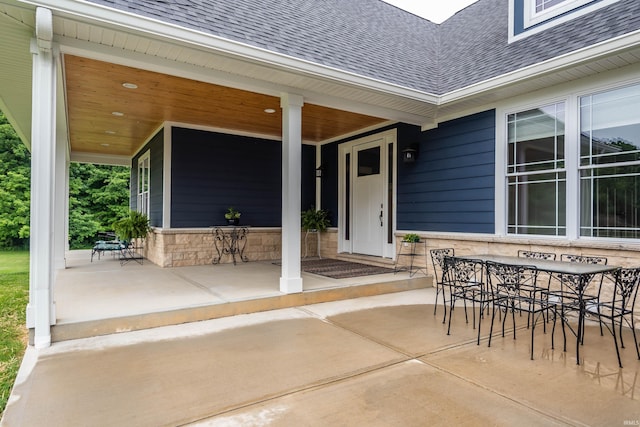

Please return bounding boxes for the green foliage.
[68,163,130,248]
[0,112,30,249]
[0,250,29,417]
[301,207,331,232]
[112,210,150,242]
[224,207,241,220]
[402,233,420,243]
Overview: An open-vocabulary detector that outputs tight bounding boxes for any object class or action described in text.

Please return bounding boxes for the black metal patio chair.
[430,248,454,323]
[486,261,546,360]
[586,267,640,368]
[444,256,492,345]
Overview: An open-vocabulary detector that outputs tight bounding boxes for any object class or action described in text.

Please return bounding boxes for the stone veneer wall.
[144,228,339,267]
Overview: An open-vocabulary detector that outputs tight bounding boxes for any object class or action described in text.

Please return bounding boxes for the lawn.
[0,251,29,418]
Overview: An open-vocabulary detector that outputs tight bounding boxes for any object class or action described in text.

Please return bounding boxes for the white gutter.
[19,0,440,104]
[441,28,640,105]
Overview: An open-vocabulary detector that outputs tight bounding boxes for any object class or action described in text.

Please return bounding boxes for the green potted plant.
[224,207,241,225]
[301,207,331,258]
[112,210,150,247]
[301,207,330,232]
[402,233,420,243]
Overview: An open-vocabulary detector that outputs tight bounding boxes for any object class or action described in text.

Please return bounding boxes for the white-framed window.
[507,103,566,236]
[137,150,150,216]
[525,0,595,28]
[579,84,640,238]
[503,81,640,240]
[511,0,622,42]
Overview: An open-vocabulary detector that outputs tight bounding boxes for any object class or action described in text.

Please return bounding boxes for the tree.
[0,112,30,248]
[0,109,130,249]
[68,163,130,248]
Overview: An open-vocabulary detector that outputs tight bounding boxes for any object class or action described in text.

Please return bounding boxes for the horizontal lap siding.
[398,110,495,233]
[171,127,282,227]
[131,129,164,227]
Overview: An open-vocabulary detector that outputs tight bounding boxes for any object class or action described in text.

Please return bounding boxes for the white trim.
[69,152,130,166]
[495,67,640,243]
[279,93,304,294]
[448,27,640,104]
[511,0,622,42]
[137,149,151,217]
[26,0,439,104]
[337,129,397,258]
[163,126,172,229]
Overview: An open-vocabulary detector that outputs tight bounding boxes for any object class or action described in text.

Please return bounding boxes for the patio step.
[48,275,431,343]
[335,253,396,269]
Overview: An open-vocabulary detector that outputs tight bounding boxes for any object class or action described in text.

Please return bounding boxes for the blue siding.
[397,110,495,233]
[131,129,164,227]
[170,127,316,228]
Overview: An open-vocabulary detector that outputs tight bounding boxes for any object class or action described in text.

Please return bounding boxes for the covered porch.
[51,250,430,342]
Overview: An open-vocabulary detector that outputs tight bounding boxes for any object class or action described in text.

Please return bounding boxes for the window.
[138,150,150,216]
[507,103,566,236]
[512,0,621,41]
[505,82,640,240]
[579,84,640,238]
[535,0,568,13]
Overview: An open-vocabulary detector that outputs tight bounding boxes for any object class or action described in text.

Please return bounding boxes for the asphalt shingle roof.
[86,0,640,95]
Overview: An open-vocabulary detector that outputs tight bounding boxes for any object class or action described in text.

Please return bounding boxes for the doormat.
[277,258,394,279]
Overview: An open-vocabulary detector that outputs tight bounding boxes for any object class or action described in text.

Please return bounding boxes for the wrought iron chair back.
[518,250,556,260]
[443,256,490,345]
[485,261,545,360]
[430,248,454,322]
[588,267,640,368]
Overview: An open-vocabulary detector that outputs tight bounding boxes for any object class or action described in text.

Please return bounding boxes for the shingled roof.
[84,0,640,95]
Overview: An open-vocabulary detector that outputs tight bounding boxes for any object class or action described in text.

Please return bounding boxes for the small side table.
[394,241,427,277]
[212,226,249,265]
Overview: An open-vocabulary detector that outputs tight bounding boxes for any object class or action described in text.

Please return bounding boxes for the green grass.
[0,251,29,418]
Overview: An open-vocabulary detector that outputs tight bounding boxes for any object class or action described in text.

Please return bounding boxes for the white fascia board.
[441,28,640,106]
[22,0,439,104]
[70,151,130,166]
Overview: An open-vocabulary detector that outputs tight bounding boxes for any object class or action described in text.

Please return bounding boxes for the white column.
[53,126,67,271]
[279,93,304,293]
[26,7,56,348]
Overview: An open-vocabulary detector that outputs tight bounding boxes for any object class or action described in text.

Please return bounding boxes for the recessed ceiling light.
[264,108,276,114]
[122,82,138,89]
[105,130,116,135]
[112,111,124,116]
[101,143,110,147]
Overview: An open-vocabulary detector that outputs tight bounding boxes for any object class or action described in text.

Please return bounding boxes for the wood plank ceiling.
[64,55,387,157]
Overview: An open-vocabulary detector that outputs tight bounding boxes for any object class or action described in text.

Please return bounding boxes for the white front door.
[352,139,385,256]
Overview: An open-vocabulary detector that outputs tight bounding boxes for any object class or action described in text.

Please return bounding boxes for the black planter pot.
[226,218,239,226]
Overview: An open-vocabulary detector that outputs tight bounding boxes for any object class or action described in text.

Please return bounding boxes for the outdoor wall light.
[316,165,324,178]
[402,146,418,163]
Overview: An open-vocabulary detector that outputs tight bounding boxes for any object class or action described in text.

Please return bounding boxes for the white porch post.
[26,7,57,348]
[279,93,304,294]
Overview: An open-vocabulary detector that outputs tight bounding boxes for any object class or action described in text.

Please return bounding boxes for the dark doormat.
[277,258,395,279]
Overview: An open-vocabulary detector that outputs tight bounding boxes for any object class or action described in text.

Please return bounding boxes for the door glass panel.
[388,143,393,244]
[357,147,380,176]
[345,153,350,241]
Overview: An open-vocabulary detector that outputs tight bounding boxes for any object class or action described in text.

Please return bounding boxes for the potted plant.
[224,207,241,225]
[301,207,331,258]
[112,210,150,247]
[402,233,420,244]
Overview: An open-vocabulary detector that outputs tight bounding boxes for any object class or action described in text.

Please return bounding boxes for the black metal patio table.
[451,254,619,365]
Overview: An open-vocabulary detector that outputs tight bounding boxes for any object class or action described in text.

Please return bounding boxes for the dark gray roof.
[86,0,640,95]
[438,0,640,93]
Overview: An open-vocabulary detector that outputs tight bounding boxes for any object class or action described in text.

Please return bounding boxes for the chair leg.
[611,316,623,369]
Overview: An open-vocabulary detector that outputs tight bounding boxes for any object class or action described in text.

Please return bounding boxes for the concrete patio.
[3,285,640,426]
[5,249,640,425]
[50,250,429,342]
